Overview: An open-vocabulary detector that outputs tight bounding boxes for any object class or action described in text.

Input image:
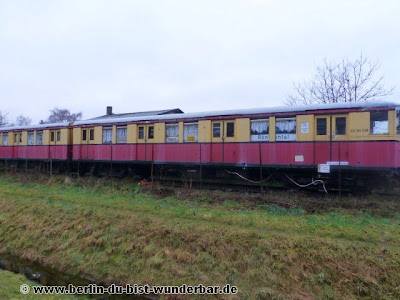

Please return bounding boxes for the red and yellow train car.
[1,101,399,188]
[72,101,400,176]
[0,123,72,162]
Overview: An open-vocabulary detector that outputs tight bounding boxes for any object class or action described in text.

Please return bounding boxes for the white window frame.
[36,131,43,145]
[275,117,296,141]
[28,132,35,145]
[102,127,113,144]
[370,111,389,135]
[2,133,8,146]
[183,122,198,142]
[166,123,179,143]
[250,119,269,141]
[116,126,127,143]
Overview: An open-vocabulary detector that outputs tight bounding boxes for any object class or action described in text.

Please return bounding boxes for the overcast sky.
[1,0,399,123]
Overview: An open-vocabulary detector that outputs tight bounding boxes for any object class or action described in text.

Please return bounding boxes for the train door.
[314,115,348,165]
[211,120,235,163]
[81,128,90,160]
[137,124,154,161]
[314,116,330,164]
[331,114,349,165]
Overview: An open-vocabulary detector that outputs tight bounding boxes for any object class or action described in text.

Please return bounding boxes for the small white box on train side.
[318,164,330,174]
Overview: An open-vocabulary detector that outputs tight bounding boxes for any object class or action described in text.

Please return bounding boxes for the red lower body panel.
[71,141,399,169]
[0,146,69,160]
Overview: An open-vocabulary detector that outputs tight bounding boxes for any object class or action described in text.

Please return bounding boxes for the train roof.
[0,122,70,132]
[74,101,399,126]
[0,101,398,131]
[90,108,184,120]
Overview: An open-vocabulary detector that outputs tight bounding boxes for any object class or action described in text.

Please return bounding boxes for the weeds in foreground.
[0,173,399,299]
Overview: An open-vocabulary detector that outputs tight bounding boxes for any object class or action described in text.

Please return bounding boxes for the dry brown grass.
[0,173,399,299]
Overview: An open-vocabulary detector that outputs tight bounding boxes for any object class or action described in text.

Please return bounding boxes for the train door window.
[36,131,43,145]
[166,123,179,143]
[213,123,221,138]
[316,118,327,135]
[50,131,55,142]
[56,131,61,142]
[28,132,34,145]
[226,122,234,138]
[148,126,154,139]
[89,129,95,141]
[275,117,296,141]
[82,129,87,141]
[14,133,18,143]
[102,127,112,144]
[335,117,346,135]
[183,123,198,142]
[117,126,127,143]
[370,111,388,134]
[250,119,269,141]
[396,110,400,135]
[3,133,8,146]
[138,126,144,140]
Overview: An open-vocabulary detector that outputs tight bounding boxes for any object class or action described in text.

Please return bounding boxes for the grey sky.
[1,0,399,123]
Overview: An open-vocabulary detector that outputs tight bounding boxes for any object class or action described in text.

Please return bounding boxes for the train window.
[370,111,388,134]
[28,132,34,145]
[138,126,144,139]
[36,131,43,145]
[148,126,154,139]
[82,129,87,141]
[397,111,400,135]
[3,133,8,146]
[251,119,269,141]
[102,127,112,144]
[166,123,179,143]
[213,123,221,138]
[50,131,55,142]
[183,123,198,142]
[335,117,346,135]
[226,122,234,138]
[14,133,22,143]
[117,126,127,143]
[56,131,61,142]
[89,129,94,141]
[275,117,296,141]
[316,118,327,135]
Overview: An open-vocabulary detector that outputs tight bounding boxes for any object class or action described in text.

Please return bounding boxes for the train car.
[72,101,400,187]
[0,123,72,169]
[1,101,398,189]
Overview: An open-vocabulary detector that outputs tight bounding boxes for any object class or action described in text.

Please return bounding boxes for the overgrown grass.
[0,173,399,299]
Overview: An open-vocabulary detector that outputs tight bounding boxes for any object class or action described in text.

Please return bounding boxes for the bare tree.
[15,115,32,126]
[47,108,82,123]
[0,111,9,127]
[286,55,395,105]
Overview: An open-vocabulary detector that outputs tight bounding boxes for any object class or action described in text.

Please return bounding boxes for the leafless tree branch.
[286,54,395,105]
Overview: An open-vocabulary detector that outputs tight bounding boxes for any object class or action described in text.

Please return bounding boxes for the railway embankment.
[0,173,399,299]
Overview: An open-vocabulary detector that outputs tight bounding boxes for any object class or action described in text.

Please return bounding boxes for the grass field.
[0,173,399,299]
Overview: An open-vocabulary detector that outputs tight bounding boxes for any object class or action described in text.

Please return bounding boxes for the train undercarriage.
[1,158,398,194]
